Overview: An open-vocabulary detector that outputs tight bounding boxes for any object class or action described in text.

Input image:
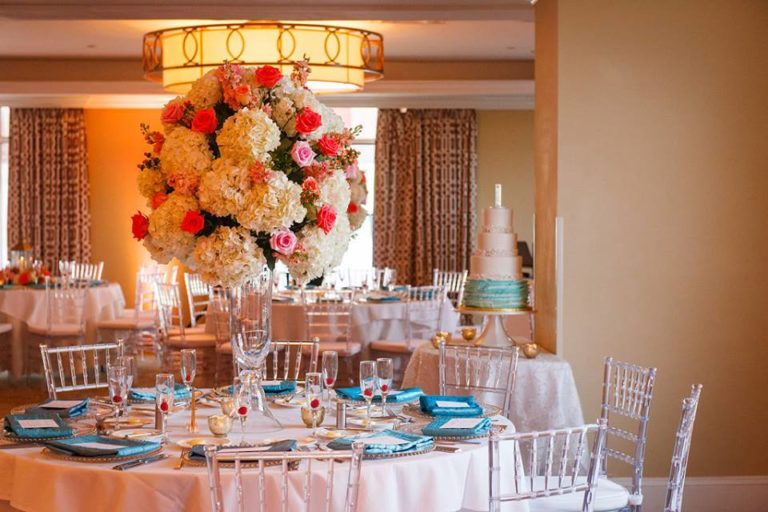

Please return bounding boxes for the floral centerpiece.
[131,61,361,287]
[1,265,50,287]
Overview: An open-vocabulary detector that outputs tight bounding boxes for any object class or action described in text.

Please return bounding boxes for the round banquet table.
[402,342,586,433]
[0,397,526,512]
[0,284,125,378]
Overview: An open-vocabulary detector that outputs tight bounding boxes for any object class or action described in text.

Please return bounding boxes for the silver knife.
[112,453,168,471]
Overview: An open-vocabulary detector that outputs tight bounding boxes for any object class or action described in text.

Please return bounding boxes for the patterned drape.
[8,109,91,269]
[374,109,477,285]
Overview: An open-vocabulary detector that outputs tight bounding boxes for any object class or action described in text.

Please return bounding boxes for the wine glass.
[305,372,323,435]
[376,358,394,416]
[180,349,197,432]
[108,365,129,421]
[359,360,376,427]
[155,373,174,436]
[234,379,251,445]
[322,351,338,408]
[117,355,137,390]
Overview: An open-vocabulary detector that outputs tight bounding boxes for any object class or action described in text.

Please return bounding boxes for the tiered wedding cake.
[463,185,530,310]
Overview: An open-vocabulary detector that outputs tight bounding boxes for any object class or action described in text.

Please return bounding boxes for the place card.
[361,435,410,446]
[261,381,281,386]
[75,442,121,450]
[40,400,84,409]
[17,419,60,429]
[440,418,485,430]
[435,400,471,408]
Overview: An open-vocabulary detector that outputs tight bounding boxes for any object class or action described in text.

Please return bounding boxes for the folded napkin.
[46,434,160,458]
[365,295,401,303]
[4,412,73,439]
[189,439,297,461]
[226,380,297,396]
[128,383,191,402]
[26,398,89,418]
[335,387,423,404]
[421,416,492,437]
[419,395,483,417]
[328,429,433,455]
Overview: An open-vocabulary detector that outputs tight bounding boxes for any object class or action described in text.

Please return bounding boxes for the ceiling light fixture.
[143,21,384,94]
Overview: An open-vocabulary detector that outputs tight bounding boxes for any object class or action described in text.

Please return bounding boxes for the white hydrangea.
[137,169,166,199]
[187,69,222,109]
[160,127,213,177]
[142,236,174,264]
[192,226,265,288]
[198,158,252,217]
[328,214,351,268]
[236,172,306,233]
[319,170,351,213]
[290,88,322,114]
[147,192,198,262]
[217,108,281,163]
[287,225,334,284]
[317,103,345,137]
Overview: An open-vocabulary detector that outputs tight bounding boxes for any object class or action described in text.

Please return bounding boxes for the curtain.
[8,109,91,269]
[374,109,477,285]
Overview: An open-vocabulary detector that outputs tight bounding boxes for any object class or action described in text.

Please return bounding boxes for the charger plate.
[363,444,435,460]
[42,445,163,464]
[400,402,501,420]
[395,422,491,441]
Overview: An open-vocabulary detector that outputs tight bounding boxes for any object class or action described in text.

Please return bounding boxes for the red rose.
[316,135,340,157]
[112,395,122,403]
[325,377,334,386]
[180,210,205,234]
[316,204,337,234]
[131,211,149,240]
[191,108,218,134]
[295,108,322,135]
[310,398,320,409]
[255,65,283,88]
[363,388,373,397]
[238,406,248,416]
[160,401,169,412]
[380,384,388,392]
[18,272,30,286]
[347,202,358,214]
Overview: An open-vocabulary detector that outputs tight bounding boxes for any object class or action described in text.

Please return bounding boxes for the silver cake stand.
[457,305,534,348]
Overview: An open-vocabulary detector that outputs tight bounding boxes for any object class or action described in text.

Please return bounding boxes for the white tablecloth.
[402,343,585,433]
[0,397,526,512]
[0,284,125,378]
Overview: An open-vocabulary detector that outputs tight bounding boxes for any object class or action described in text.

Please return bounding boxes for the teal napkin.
[421,416,492,437]
[27,398,89,418]
[419,395,483,417]
[4,412,73,439]
[335,387,423,404]
[129,383,191,402]
[46,434,160,457]
[189,439,297,461]
[366,295,401,303]
[328,429,433,455]
[226,381,297,396]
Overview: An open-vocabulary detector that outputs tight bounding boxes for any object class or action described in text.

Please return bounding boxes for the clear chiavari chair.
[204,442,365,512]
[96,267,162,345]
[344,268,374,289]
[184,272,212,327]
[438,342,519,419]
[664,384,703,512]
[432,268,468,307]
[27,276,88,343]
[264,339,320,385]
[304,298,360,385]
[210,287,235,385]
[372,267,396,289]
[40,341,124,399]
[489,419,609,512]
[599,357,657,511]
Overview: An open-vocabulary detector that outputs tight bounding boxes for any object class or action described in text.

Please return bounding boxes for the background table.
[0,397,526,512]
[402,342,585,433]
[0,284,125,378]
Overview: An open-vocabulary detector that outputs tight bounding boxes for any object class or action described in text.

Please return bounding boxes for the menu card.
[17,419,60,429]
[74,442,122,450]
[440,418,486,430]
[361,435,410,446]
[40,400,84,409]
[435,400,471,408]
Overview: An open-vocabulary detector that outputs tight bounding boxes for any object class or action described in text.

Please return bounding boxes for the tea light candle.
[208,414,233,437]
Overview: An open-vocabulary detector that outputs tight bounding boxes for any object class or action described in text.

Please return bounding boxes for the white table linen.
[402,343,586,433]
[0,284,125,378]
[0,397,525,512]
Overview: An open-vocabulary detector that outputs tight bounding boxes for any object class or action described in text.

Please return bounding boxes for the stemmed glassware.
[108,365,129,421]
[359,360,376,427]
[180,349,197,432]
[322,351,338,408]
[304,372,323,435]
[376,358,394,416]
[155,373,174,437]
[233,377,251,445]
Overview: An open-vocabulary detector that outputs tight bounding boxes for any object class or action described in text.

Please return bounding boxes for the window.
[0,106,9,264]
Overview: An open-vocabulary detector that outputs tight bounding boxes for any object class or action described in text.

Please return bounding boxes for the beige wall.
[547,0,768,477]
[476,110,534,245]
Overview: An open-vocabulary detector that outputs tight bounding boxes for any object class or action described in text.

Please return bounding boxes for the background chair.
[664,384,703,512]
[438,343,519,419]
[184,272,211,328]
[205,442,364,512]
[304,298,360,385]
[96,266,162,347]
[432,268,467,307]
[264,339,320,384]
[40,340,124,398]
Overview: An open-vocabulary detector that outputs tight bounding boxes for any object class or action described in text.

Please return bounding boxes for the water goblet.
[376,358,394,416]
[359,361,376,427]
[305,372,323,435]
[322,351,338,408]
[180,349,197,432]
[155,373,174,437]
[108,365,129,421]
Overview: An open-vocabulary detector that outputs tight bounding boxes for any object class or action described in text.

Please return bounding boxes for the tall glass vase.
[230,266,282,433]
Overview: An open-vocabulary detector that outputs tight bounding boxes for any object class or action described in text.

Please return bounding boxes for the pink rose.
[161,101,186,124]
[270,229,298,256]
[316,204,337,234]
[290,141,316,168]
[344,163,359,180]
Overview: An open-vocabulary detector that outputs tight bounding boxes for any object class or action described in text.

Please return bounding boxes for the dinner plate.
[272,396,305,408]
[315,427,353,440]
[176,437,231,449]
[103,416,154,428]
[109,429,164,443]
[42,446,164,464]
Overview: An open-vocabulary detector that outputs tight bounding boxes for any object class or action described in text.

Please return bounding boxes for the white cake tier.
[482,207,514,233]
[470,254,522,280]
[477,232,518,256]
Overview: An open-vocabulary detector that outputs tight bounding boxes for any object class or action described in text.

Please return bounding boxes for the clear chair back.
[664,385,703,512]
[600,357,657,507]
[205,442,364,512]
[133,268,164,319]
[184,272,211,327]
[344,268,374,289]
[40,341,124,399]
[489,419,608,512]
[405,285,446,346]
[209,288,232,346]
[439,343,519,418]
[432,269,467,305]
[155,282,184,335]
[373,267,396,289]
[45,277,87,333]
[304,301,353,347]
[264,340,320,384]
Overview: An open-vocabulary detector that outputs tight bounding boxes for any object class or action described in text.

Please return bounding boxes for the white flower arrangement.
[192,226,265,288]
[216,108,281,163]
[236,172,306,233]
[197,158,252,217]
[160,127,213,177]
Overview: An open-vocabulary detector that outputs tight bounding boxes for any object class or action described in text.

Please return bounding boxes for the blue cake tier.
[463,279,529,310]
